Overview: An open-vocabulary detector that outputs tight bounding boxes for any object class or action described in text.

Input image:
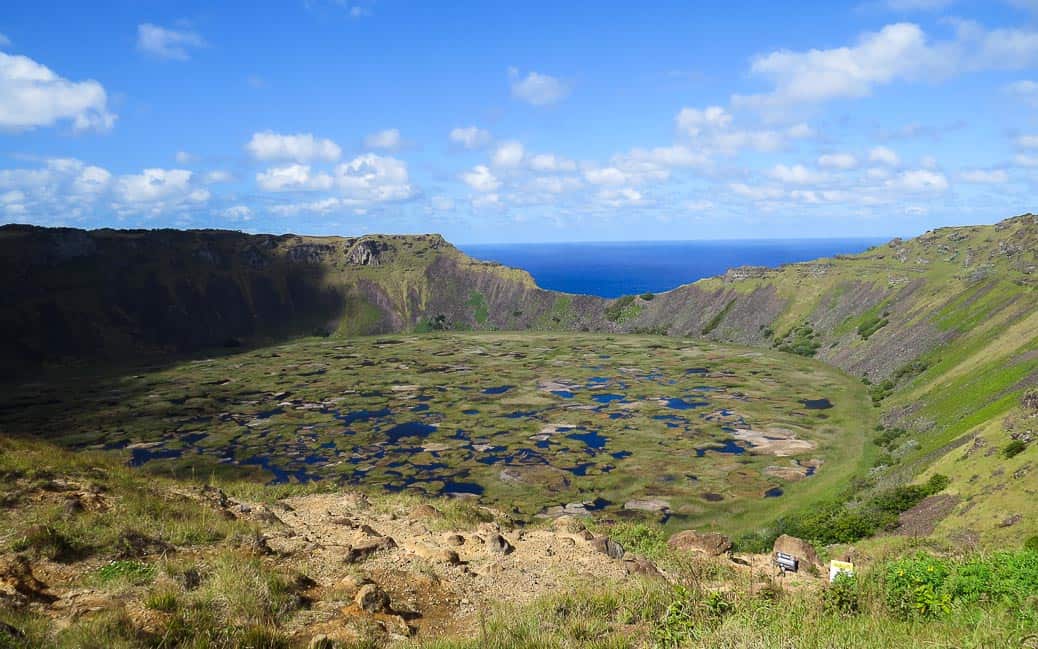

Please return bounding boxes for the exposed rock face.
[590,536,625,560]
[772,534,821,568]
[667,530,732,556]
[354,583,391,613]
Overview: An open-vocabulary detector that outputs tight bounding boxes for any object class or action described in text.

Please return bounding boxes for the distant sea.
[460,238,888,298]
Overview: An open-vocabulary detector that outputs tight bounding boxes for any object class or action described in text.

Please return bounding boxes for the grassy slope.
[618,214,1038,547]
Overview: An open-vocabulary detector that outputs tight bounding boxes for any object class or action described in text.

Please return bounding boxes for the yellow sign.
[829,560,854,582]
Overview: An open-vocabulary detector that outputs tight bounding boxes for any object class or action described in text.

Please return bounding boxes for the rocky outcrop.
[772,534,821,569]
[667,530,732,556]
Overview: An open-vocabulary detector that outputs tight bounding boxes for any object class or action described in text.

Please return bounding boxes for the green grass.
[0,332,876,537]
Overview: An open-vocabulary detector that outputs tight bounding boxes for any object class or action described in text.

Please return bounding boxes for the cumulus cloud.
[491,140,525,168]
[528,153,577,172]
[887,169,948,192]
[449,126,491,149]
[256,164,333,192]
[597,187,644,207]
[461,165,501,192]
[869,146,900,166]
[676,106,733,136]
[0,52,115,132]
[509,68,569,106]
[0,158,217,221]
[221,205,252,221]
[735,21,1038,113]
[247,131,341,163]
[584,167,629,186]
[136,24,206,61]
[674,105,806,155]
[333,154,413,203]
[364,128,402,151]
[818,153,858,169]
[768,164,826,184]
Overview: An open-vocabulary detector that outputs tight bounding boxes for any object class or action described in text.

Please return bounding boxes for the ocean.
[460,238,888,298]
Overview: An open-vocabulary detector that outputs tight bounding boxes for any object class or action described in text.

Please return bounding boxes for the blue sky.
[2,0,1038,243]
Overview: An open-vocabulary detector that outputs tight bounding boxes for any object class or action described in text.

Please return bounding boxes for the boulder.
[336,574,371,598]
[772,534,821,568]
[623,556,664,580]
[443,533,465,546]
[667,530,731,556]
[486,533,514,555]
[590,536,625,560]
[354,583,391,614]
[413,543,461,565]
[343,537,397,564]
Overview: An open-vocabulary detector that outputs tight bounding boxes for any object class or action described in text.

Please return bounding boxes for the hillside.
[1,216,1037,647]
[0,225,604,375]
[609,214,1038,548]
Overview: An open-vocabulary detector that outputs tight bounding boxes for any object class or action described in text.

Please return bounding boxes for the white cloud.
[597,187,644,207]
[584,167,628,186]
[1014,153,1038,167]
[115,168,207,204]
[204,170,232,183]
[684,200,714,211]
[674,105,801,155]
[509,68,569,106]
[735,21,1038,113]
[869,146,900,166]
[270,198,347,217]
[818,153,858,169]
[332,154,414,203]
[768,164,826,184]
[221,205,252,221]
[136,23,206,61]
[887,169,948,192]
[492,140,525,168]
[729,183,785,200]
[1015,134,1038,149]
[960,169,1008,183]
[527,175,583,194]
[247,131,341,163]
[174,151,197,164]
[364,128,402,151]
[256,164,333,192]
[527,153,576,172]
[449,126,492,149]
[0,52,115,132]
[676,106,733,136]
[461,165,500,192]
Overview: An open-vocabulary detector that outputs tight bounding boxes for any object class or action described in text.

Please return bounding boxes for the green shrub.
[1003,439,1027,458]
[858,313,889,340]
[885,554,952,619]
[605,295,642,323]
[640,293,655,301]
[652,586,698,648]
[823,573,860,615]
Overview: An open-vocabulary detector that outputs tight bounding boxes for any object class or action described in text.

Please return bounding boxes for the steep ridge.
[617,213,1038,545]
[0,225,605,375]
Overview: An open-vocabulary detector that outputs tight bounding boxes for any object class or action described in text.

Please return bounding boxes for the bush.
[823,573,860,615]
[640,293,655,301]
[1003,440,1027,458]
[885,554,952,619]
